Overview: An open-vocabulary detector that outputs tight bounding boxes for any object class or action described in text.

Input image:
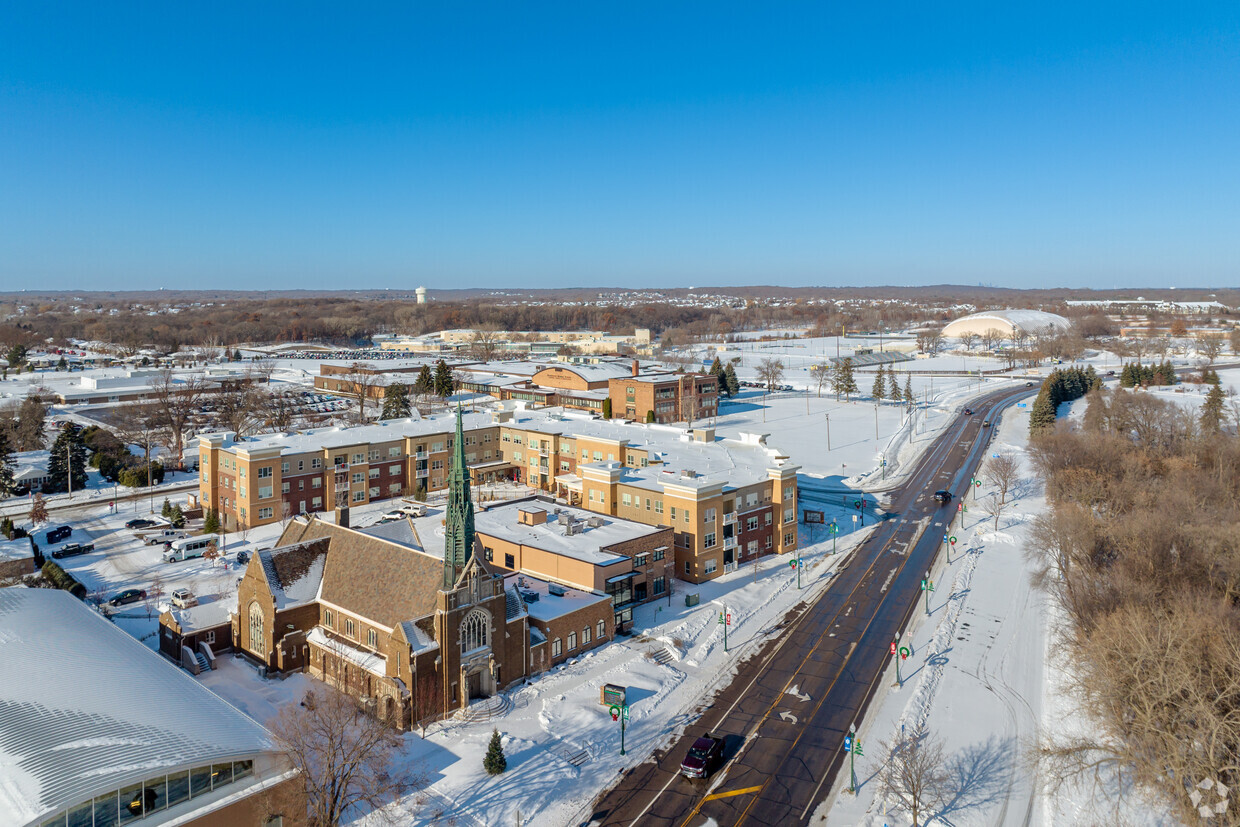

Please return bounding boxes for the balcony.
[415,451,428,460]
[723,511,738,525]
[416,468,429,478]
[334,483,350,493]
[723,537,738,551]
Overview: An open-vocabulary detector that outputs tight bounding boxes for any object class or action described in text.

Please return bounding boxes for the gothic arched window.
[248,602,265,657]
[460,610,489,654]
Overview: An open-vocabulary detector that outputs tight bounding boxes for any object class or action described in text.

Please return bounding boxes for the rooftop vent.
[547,583,567,597]
[586,516,605,528]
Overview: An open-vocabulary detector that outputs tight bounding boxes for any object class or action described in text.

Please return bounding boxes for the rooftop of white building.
[475,499,663,567]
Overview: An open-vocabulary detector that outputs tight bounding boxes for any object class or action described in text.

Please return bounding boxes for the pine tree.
[170,504,186,529]
[870,368,886,403]
[483,728,507,776]
[724,363,740,397]
[0,430,15,498]
[1201,383,1227,433]
[602,398,613,418]
[29,492,48,525]
[1028,389,1059,435]
[413,365,434,395]
[45,424,88,494]
[709,357,723,380]
[161,498,173,519]
[832,358,858,402]
[381,383,411,419]
[902,374,914,408]
[203,508,220,534]
[433,360,454,398]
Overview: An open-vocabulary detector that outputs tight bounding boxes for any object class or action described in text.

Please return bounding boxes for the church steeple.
[443,405,476,588]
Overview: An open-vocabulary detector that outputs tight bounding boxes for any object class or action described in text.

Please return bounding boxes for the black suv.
[933,490,953,504]
[46,525,72,543]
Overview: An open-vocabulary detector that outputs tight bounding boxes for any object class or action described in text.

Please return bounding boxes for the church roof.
[257,538,330,610]
[277,518,442,630]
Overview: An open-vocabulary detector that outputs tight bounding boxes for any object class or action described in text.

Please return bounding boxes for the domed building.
[942,309,1069,339]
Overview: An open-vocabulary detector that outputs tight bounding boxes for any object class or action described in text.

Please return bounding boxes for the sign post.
[922,571,935,615]
[892,634,902,686]
[829,521,838,554]
[847,723,862,794]
[718,607,731,651]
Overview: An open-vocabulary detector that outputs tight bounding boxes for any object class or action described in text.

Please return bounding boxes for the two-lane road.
[589,384,1034,827]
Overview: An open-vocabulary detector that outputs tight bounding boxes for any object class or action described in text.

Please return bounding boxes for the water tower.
[415,286,428,304]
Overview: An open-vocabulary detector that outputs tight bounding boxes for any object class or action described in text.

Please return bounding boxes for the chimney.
[334,506,350,528]
[631,359,639,377]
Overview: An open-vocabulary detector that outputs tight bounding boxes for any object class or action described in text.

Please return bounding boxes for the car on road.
[126,518,158,530]
[109,589,147,606]
[51,542,94,559]
[46,525,72,543]
[1025,381,1035,387]
[680,735,725,779]
[933,490,953,504]
[1106,370,1116,376]
[982,419,990,427]
[962,407,973,415]
[170,588,198,609]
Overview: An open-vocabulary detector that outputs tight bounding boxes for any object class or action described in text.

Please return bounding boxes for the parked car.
[144,529,188,545]
[126,518,158,530]
[109,589,147,606]
[170,588,198,609]
[46,525,72,543]
[376,511,406,524]
[398,503,428,518]
[680,735,725,778]
[51,542,94,559]
[235,550,251,565]
[933,490,953,503]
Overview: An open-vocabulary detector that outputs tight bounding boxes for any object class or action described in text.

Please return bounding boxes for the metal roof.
[0,590,277,827]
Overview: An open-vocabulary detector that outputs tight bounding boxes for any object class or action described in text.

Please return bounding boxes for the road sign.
[622,705,630,721]
[852,514,858,523]
[1017,402,1027,408]
[789,559,797,569]
[601,684,626,706]
[828,522,839,534]
[844,735,853,752]
[804,509,824,524]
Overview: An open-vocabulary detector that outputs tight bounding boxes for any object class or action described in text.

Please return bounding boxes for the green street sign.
[622,705,630,721]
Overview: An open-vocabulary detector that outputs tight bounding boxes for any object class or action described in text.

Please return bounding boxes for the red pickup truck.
[680,735,724,778]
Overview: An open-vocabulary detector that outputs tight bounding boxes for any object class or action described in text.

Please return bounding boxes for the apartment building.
[608,369,718,424]
[197,409,797,583]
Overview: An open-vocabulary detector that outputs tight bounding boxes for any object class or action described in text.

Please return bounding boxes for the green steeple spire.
[443,405,476,588]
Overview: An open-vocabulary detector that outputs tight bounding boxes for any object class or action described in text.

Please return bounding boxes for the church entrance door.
[467,670,484,699]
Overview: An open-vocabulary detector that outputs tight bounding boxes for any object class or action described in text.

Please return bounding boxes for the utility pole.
[892,633,902,686]
[874,404,879,440]
[66,441,72,501]
[847,722,861,794]
[922,570,934,615]
[824,413,831,451]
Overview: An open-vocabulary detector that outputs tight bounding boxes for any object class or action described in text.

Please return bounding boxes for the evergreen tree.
[14,396,47,451]
[45,424,88,494]
[903,374,914,408]
[1201,383,1227,433]
[1028,391,1058,435]
[161,498,173,519]
[203,508,220,534]
[1,516,13,539]
[602,398,613,418]
[724,363,740,397]
[56,356,67,371]
[0,430,15,498]
[381,383,411,419]
[433,359,454,398]
[169,504,186,529]
[231,349,242,361]
[709,357,723,380]
[645,409,655,423]
[483,728,507,776]
[832,358,858,402]
[29,492,48,525]
[870,368,886,403]
[413,365,434,395]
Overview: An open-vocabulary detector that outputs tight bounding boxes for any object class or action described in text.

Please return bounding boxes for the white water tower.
[415,286,428,304]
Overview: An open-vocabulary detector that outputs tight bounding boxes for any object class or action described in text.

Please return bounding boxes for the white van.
[164,536,214,563]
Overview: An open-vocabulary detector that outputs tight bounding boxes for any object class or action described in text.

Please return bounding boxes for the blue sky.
[2,3,1238,290]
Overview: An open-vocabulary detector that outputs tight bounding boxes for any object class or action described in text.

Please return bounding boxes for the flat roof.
[476,499,661,567]
[0,590,276,827]
[0,537,34,563]
[503,573,611,623]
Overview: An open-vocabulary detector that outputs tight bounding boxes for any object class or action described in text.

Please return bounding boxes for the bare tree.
[468,324,504,362]
[961,332,979,352]
[203,539,220,569]
[260,390,301,433]
[343,363,378,424]
[809,363,832,397]
[1195,332,1225,364]
[756,358,785,392]
[147,369,209,469]
[111,401,165,483]
[268,686,425,827]
[215,386,262,438]
[984,452,1020,505]
[979,328,1004,352]
[980,493,1008,532]
[915,329,944,355]
[878,727,949,827]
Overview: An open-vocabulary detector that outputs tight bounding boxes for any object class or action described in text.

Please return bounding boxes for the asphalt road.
[587,384,1036,827]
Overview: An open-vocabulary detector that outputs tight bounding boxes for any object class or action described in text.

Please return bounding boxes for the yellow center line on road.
[701,786,764,803]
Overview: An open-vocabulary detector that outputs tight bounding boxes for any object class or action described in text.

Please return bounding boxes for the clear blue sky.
[2,3,1238,290]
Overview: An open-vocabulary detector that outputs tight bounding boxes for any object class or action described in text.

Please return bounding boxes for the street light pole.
[848,722,858,793]
[874,403,878,440]
[824,413,831,451]
[923,570,933,615]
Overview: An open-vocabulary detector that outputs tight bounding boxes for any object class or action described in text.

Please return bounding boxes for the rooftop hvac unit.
[547,583,567,596]
[586,516,604,528]
[557,513,572,525]
[519,589,540,603]
[565,522,582,536]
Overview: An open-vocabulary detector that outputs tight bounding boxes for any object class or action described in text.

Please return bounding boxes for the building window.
[784,532,795,546]
[312,477,322,488]
[582,626,591,645]
[704,508,716,523]
[324,609,334,628]
[597,620,605,640]
[390,464,401,475]
[634,553,649,567]
[312,496,322,508]
[353,491,365,503]
[369,486,380,498]
[351,453,365,465]
[704,532,716,549]
[568,632,577,651]
[552,638,562,658]
[505,553,515,568]
[670,507,677,521]
[205,630,216,644]
[622,493,631,506]
[654,547,665,561]
[282,482,290,493]
[257,467,272,478]
[311,458,322,469]
[747,516,759,531]
[248,602,265,656]
[784,507,794,524]
[258,507,273,519]
[369,468,380,479]
[460,610,489,654]
[684,561,691,575]
[765,512,772,525]
[345,618,355,638]
[705,559,718,575]
[351,472,364,483]
[367,629,378,649]
[655,500,663,514]
[281,462,290,473]
[653,576,666,595]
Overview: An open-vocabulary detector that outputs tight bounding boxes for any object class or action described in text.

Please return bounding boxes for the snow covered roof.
[503,573,610,623]
[942,309,1069,337]
[168,595,235,632]
[396,620,439,655]
[0,537,34,563]
[0,589,277,827]
[258,538,329,610]
[307,628,387,677]
[213,409,496,456]
[476,499,660,567]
